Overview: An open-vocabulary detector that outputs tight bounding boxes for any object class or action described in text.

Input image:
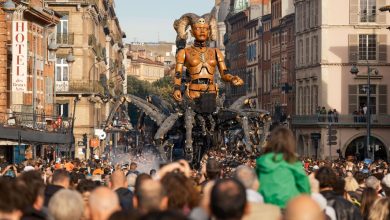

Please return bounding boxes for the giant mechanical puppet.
[105,13,270,167]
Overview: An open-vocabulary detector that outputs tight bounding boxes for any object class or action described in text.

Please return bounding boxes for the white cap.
[313,165,320,170]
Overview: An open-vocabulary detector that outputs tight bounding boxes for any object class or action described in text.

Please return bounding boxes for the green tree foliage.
[127,75,174,99]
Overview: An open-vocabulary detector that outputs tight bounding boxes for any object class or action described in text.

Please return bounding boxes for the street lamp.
[350,62,378,161]
[66,49,75,63]
[1,0,16,13]
[66,49,76,158]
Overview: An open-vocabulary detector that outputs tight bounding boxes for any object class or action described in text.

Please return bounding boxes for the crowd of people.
[1,126,390,220]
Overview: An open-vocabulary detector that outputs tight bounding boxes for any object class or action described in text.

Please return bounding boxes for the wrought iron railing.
[292,114,390,126]
[56,33,74,45]
[0,111,73,134]
[56,80,104,94]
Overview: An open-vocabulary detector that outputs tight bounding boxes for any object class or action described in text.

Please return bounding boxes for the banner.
[12,21,28,92]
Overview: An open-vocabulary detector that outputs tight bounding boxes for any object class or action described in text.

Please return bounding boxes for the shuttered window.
[349,85,358,114]
[350,0,359,24]
[379,85,387,114]
[349,35,358,62]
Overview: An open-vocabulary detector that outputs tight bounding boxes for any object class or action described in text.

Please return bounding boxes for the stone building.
[0,0,71,162]
[46,0,126,159]
[292,0,390,160]
[267,0,294,118]
[224,0,248,105]
[126,50,165,83]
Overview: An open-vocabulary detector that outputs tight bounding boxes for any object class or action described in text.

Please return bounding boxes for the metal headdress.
[173,13,218,42]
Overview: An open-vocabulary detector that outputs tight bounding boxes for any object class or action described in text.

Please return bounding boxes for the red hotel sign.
[12,21,28,92]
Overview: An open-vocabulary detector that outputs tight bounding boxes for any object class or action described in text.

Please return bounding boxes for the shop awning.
[0,125,73,145]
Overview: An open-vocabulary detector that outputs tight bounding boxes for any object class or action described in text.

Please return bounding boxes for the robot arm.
[173,49,186,101]
[216,48,243,86]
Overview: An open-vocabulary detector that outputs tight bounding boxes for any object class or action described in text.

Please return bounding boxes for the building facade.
[46,0,126,159]
[293,0,390,160]
[0,0,73,162]
[225,6,248,105]
[126,51,165,83]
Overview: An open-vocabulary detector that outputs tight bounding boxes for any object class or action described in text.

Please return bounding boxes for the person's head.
[109,170,127,190]
[206,158,221,180]
[361,187,379,219]
[174,14,217,43]
[48,189,84,220]
[234,165,259,191]
[133,179,168,213]
[354,172,366,186]
[284,195,325,220]
[333,177,346,196]
[210,178,248,220]
[130,162,137,171]
[315,166,337,190]
[0,178,25,220]
[135,173,152,193]
[366,176,381,192]
[52,169,70,188]
[17,170,45,210]
[76,179,98,220]
[368,197,390,220]
[149,169,157,177]
[89,187,120,220]
[344,176,359,192]
[160,171,200,211]
[264,126,297,163]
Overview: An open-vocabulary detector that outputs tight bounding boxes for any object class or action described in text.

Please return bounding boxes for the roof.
[131,57,164,66]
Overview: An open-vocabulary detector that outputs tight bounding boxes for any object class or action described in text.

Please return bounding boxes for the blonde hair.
[344,176,359,192]
[368,198,390,220]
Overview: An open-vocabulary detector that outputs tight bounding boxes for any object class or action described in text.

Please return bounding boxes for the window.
[348,84,386,115]
[55,58,69,82]
[57,103,69,117]
[306,38,310,64]
[359,34,376,61]
[312,85,318,114]
[360,0,376,22]
[56,15,69,44]
[312,36,319,64]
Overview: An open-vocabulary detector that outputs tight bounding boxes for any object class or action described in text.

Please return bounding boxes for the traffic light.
[82,133,88,146]
[327,125,337,146]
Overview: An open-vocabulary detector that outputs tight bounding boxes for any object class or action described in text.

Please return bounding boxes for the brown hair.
[264,126,297,163]
[160,172,200,211]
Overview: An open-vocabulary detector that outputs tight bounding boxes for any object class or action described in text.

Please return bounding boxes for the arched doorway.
[345,136,387,161]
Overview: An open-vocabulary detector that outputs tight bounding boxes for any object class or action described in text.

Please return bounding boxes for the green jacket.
[256,153,311,208]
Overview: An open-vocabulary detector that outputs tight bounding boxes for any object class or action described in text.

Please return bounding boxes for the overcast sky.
[115,0,214,43]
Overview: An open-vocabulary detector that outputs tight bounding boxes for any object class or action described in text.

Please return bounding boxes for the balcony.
[56,33,74,45]
[0,111,73,144]
[56,80,104,94]
[292,114,390,127]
